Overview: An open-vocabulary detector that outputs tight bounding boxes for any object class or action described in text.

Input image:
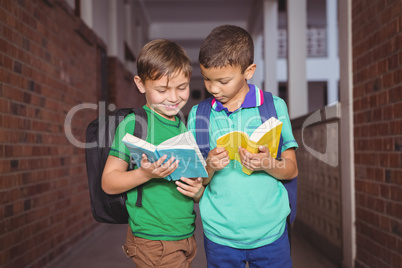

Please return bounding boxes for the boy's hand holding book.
[122,131,208,181]
[238,145,276,173]
[206,147,230,172]
[139,153,179,180]
[176,177,205,203]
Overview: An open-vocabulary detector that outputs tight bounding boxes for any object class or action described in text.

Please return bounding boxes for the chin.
[157,108,180,119]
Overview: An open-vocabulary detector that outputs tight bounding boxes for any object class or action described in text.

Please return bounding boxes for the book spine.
[242,166,253,175]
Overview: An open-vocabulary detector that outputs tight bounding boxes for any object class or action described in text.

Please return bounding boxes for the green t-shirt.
[109,105,196,240]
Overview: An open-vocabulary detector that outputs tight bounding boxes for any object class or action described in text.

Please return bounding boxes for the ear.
[134,76,146,94]
[244,64,257,80]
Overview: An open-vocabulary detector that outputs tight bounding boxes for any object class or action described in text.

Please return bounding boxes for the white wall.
[79,0,149,74]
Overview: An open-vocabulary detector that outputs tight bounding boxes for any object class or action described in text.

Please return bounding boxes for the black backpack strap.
[132,108,148,208]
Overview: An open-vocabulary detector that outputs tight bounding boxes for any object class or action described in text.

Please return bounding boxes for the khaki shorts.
[122,226,197,268]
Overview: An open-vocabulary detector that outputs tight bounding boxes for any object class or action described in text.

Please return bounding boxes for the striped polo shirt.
[187,84,298,249]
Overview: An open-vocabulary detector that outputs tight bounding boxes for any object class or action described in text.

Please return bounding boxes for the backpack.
[85,108,148,224]
[194,89,298,224]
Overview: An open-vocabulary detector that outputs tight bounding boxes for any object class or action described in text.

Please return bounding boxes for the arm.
[102,154,179,195]
[239,146,298,180]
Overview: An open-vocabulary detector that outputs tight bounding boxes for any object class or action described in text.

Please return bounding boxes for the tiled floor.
[50,205,338,268]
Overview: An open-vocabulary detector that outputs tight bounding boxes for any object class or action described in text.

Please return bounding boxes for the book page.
[122,133,156,152]
[254,125,282,158]
[158,131,196,150]
[249,117,282,142]
[122,133,158,165]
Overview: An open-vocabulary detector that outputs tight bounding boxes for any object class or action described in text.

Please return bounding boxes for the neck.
[146,104,177,121]
[223,86,250,112]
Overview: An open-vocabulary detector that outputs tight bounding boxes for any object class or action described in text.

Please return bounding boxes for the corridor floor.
[50,205,338,268]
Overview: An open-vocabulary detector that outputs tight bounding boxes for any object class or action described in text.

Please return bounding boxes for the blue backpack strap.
[195,97,213,159]
[258,91,284,159]
[259,91,297,224]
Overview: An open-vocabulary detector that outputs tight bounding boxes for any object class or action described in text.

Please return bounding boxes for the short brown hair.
[199,25,254,73]
[137,39,192,82]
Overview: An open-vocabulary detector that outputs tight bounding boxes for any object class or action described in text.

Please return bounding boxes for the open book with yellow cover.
[216,117,283,175]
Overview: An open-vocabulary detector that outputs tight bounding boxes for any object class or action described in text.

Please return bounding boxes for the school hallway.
[51,204,338,268]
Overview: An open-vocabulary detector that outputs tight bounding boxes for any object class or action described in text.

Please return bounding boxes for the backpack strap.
[259,92,297,251]
[132,108,148,208]
[195,97,214,159]
[259,91,297,225]
[258,92,284,159]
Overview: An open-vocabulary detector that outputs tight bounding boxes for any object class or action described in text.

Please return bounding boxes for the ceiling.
[139,0,256,66]
[142,0,254,23]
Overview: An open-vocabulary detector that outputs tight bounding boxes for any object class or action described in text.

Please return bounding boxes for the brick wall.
[352,0,402,267]
[0,0,144,267]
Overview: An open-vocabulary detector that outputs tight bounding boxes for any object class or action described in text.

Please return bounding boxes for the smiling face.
[134,71,190,120]
[200,64,256,111]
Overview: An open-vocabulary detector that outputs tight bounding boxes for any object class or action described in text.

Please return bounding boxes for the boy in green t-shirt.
[102,39,204,267]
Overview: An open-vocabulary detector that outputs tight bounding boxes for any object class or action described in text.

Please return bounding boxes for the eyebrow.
[202,74,231,81]
[155,82,189,89]
[202,69,233,79]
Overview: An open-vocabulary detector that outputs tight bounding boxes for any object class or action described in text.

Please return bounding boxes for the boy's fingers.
[152,159,178,177]
[178,177,189,184]
[176,181,191,192]
[221,152,229,158]
[176,180,187,188]
[215,147,224,153]
[161,157,176,168]
[214,151,228,160]
[180,177,201,186]
[176,186,193,197]
[161,160,179,175]
[155,155,168,166]
[239,149,250,161]
[215,147,228,154]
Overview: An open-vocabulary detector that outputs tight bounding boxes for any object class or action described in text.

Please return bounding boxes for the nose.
[208,83,220,95]
[168,89,179,102]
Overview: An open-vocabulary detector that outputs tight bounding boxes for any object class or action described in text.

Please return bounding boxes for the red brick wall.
[0,0,144,267]
[352,0,402,267]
